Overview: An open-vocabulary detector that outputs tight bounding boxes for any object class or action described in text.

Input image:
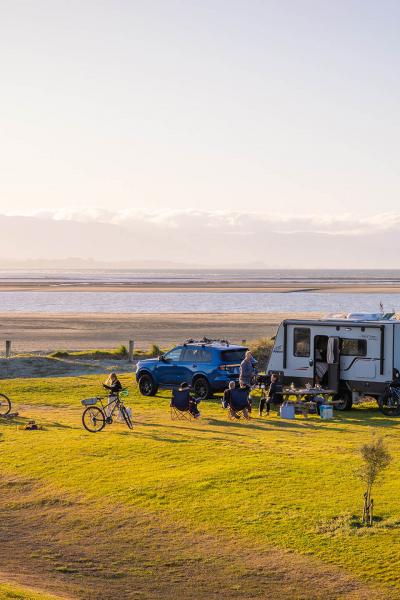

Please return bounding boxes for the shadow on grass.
[47,421,75,430]
[114,428,192,443]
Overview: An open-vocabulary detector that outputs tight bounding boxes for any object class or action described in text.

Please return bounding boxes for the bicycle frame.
[97,394,123,419]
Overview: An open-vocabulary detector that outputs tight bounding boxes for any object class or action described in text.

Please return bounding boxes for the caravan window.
[340,339,367,356]
[293,328,310,357]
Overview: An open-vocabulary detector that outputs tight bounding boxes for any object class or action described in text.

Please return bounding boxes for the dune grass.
[0,583,61,600]
[47,344,164,361]
[1,374,400,597]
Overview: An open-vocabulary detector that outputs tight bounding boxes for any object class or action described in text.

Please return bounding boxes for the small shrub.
[149,344,161,357]
[116,345,128,357]
[248,338,274,371]
[50,351,69,359]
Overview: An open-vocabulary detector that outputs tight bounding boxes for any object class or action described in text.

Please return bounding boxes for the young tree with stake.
[355,436,391,526]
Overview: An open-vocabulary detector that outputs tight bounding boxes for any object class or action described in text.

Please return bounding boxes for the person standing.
[239,351,256,388]
[103,372,123,395]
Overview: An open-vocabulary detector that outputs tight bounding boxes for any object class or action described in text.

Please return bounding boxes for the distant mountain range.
[0,257,202,269]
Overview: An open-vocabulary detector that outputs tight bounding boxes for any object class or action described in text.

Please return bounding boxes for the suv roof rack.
[184,337,231,347]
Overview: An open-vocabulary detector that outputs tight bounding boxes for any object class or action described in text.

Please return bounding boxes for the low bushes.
[48,344,165,361]
[248,337,274,371]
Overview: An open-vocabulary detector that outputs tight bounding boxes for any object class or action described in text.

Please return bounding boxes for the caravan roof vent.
[347,312,396,321]
[324,312,396,322]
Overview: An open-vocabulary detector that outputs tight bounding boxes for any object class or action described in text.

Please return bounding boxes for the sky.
[1,1,400,265]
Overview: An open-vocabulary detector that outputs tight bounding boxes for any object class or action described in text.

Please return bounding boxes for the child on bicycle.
[103,373,123,396]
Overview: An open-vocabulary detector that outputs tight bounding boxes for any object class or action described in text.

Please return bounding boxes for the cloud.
[4,208,400,235]
[2,209,400,267]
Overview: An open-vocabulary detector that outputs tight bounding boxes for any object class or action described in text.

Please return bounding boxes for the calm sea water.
[2,267,400,285]
[1,269,400,313]
[0,291,399,314]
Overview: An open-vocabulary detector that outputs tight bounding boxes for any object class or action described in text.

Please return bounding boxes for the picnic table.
[277,387,337,417]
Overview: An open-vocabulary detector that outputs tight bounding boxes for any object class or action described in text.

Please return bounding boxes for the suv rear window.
[221,349,246,363]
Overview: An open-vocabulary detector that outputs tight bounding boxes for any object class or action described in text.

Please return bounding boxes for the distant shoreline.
[2,282,400,293]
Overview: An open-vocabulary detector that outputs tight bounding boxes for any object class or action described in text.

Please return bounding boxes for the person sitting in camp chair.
[170,382,201,420]
[228,383,251,420]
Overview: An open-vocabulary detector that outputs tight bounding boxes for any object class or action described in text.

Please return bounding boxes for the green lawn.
[1,374,400,597]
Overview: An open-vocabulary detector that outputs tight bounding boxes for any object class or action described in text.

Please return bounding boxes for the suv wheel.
[138,374,158,396]
[192,376,212,400]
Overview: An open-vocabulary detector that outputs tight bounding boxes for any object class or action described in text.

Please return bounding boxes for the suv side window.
[181,348,196,362]
[197,348,212,363]
[181,347,212,362]
[164,347,182,361]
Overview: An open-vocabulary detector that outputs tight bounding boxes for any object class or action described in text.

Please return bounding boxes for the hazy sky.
[1,0,400,219]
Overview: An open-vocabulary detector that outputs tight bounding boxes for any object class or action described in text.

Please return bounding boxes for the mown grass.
[1,374,400,594]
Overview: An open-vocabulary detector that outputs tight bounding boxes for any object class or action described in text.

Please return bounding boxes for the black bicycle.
[378,383,400,416]
[0,393,12,416]
[81,389,133,433]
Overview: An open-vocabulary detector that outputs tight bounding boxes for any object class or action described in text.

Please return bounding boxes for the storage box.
[320,405,333,419]
[280,403,295,419]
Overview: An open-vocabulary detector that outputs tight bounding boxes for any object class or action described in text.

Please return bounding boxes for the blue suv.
[135,339,248,399]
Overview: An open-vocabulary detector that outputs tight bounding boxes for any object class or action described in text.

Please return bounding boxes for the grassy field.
[1,374,400,599]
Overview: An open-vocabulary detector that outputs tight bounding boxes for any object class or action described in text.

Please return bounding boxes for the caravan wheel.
[334,391,353,411]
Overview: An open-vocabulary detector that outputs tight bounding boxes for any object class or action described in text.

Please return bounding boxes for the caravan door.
[286,326,314,384]
[327,337,340,392]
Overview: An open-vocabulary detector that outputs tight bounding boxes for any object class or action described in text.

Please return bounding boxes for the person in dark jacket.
[178,382,201,417]
[222,381,236,409]
[259,373,281,415]
[103,372,123,395]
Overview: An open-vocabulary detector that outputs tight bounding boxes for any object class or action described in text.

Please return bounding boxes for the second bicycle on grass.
[0,393,12,416]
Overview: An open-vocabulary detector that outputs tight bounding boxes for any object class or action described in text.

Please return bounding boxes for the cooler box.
[280,403,295,419]
[320,405,333,419]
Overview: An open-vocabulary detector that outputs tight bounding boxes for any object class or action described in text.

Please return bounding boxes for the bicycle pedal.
[105,417,113,424]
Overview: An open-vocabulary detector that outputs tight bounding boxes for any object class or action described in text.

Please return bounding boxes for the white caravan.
[266,312,400,413]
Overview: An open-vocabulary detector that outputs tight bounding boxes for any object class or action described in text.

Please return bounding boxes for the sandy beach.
[0,311,323,353]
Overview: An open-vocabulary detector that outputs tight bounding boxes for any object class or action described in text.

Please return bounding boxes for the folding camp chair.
[228,388,251,420]
[170,388,194,421]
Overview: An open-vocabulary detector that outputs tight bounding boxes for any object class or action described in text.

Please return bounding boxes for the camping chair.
[228,388,251,420]
[170,388,194,421]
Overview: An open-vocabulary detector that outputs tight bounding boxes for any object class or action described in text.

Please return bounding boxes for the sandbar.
[0,311,322,353]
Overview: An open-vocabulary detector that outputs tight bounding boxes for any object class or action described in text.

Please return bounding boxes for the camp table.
[277,388,336,417]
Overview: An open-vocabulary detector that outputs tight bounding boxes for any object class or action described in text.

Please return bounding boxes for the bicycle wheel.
[82,406,106,433]
[0,393,11,416]
[120,406,133,430]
